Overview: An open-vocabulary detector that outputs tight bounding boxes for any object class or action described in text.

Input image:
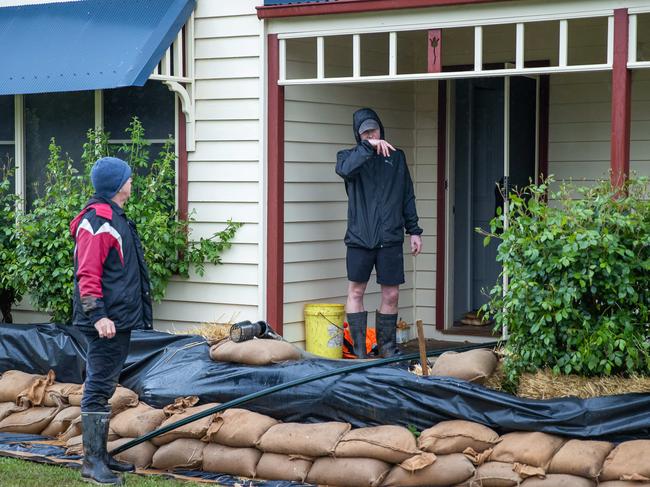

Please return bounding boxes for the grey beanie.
[90,157,132,199]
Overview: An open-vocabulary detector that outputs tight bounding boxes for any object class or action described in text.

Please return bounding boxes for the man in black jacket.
[70,156,153,485]
[336,108,423,358]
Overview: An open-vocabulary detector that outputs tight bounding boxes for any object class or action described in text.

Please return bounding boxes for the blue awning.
[0,0,195,95]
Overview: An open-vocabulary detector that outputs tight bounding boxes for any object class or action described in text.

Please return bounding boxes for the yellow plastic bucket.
[304,303,345,359]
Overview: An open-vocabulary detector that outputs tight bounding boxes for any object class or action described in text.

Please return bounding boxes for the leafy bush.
[11,118,241,323]
[0,159,21,322]
[481,178,650,386]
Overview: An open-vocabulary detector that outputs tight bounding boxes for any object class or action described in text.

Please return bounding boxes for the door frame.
[435,62,550,331]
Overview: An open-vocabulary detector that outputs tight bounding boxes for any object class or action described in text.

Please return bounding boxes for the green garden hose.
[111,340,499,455]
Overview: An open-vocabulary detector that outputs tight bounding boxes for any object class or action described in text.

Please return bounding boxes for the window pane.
[25,91,94,207]
[1,145,15,195]
[109,143,171,177]
[0,96,14,141]
[104,81,175,141]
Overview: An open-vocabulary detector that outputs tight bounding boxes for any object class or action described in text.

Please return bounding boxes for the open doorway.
[449,76,537,329]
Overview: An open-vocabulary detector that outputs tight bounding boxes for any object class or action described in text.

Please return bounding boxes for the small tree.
[480,178,650,387]
[0,159,21,322]
[14,118,241,323]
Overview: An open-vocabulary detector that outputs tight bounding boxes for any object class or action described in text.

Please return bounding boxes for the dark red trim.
[428,29,442,73]
[435,80,447,331]
[257,0,515,19]
[611,8,631,188]
[178,106,189,223]
[538,75,549,182]
[267,34,285,335]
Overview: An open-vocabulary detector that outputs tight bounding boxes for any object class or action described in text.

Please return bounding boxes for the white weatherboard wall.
[631,70,650,177]
[413,80,438,331]
[155,0,265,332]
[548,71,611,185]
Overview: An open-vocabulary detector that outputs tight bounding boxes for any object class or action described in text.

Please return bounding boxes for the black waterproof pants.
[80,329,131,413]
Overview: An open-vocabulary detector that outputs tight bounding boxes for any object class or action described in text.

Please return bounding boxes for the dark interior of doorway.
[451,76,536,332]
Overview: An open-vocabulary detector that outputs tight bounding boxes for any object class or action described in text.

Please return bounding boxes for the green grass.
[0,457,206,487]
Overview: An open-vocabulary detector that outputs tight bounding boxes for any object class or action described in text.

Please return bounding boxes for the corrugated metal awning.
[0,0,195,95]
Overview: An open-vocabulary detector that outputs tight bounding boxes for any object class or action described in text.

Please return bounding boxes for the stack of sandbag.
[394,420,498,487]
[257,421,353,484]
[209,338,301,365]
[58,384,140,445]
[0,370,63,435]
[598,440,650,486]
[332,425,475,487]
[64,391,159,468]
[105,401,167,468]
[454,430,650,487]
[202,408,279,478]
[461,431,568,486]
[150,396,221,471]
[0,373,638,487]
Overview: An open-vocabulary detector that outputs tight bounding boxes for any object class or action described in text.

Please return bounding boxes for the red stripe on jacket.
[70,204,123,299]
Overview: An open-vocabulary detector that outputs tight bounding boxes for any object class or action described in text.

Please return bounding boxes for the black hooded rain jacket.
[336,108,422,249]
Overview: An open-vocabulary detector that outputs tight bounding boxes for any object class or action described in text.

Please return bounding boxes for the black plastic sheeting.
[0,433,311,486]
[1,323,650,442]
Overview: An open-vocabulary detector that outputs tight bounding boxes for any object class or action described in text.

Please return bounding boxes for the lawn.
[0,457,206,487]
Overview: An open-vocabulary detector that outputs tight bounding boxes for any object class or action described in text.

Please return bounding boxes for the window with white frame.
[25,90,94,206]
[9,82,175,208]
[0,96,15,193]
[104,81,176,170]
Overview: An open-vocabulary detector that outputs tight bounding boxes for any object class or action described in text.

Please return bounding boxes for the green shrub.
[12,118,241,324]
[0,159,22,321]
[480,178,650,386]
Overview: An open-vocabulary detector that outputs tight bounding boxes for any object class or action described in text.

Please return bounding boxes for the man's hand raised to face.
[365,138,395,158]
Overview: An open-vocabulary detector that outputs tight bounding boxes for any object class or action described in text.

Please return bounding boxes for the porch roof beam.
[273,10,614,38]
[278,63,613,86]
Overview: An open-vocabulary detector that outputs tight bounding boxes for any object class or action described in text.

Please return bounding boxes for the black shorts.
[346,245,405,286]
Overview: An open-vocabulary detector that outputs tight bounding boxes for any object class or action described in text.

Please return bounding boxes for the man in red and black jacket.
[69,156,152,486]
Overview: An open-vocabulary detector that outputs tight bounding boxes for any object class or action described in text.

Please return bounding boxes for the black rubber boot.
[102,412,134,473]
[347,311,369,359]
[376,311,400,358]
[81,412,124,485]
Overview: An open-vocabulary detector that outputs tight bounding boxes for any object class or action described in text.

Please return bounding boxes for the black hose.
[111,340,499,455]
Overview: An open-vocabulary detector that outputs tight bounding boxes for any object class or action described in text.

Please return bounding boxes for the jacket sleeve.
[402,159,423,236]
[336,141,375,179]
[130,221,154,330]
[74,212,116,324]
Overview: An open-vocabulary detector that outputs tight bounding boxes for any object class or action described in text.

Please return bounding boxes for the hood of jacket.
[353,108,385,144]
